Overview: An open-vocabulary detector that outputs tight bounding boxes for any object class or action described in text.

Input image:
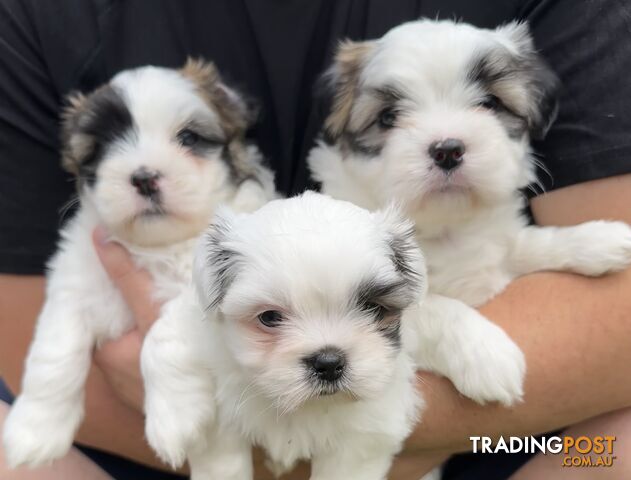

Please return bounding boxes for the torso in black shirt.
[2,0,631,270]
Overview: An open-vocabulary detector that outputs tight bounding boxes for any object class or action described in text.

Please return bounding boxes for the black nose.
[428,138,465,171]
[130,168,161,197]
[304,347,346,382]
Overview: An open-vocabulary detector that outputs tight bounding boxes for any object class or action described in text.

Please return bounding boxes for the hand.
[91,226,162,412]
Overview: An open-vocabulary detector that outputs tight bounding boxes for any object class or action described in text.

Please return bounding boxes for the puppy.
[142,192,427,480]
[309,20,631,405]
[3,59,276,468]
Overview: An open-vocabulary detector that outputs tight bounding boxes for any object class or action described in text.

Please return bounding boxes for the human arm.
[405,174,631,456]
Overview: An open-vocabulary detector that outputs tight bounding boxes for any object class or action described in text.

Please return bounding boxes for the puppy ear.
[495,21,535,55]
[373,204,426,297]
[495,22,560,140]
[60,85,133,179]
[60,92,89,176]
[193,209,242,313]
[181,57,255,139]
[322,40,376,141]
[525,58,560,140]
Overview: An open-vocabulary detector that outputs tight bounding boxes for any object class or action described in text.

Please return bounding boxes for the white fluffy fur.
[142,193,426,480]
[309,19,631,409]
[3,64,276,468]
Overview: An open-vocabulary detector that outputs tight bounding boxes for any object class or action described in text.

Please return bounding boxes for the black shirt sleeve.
[0,0,78,274]
[521,0,631,193]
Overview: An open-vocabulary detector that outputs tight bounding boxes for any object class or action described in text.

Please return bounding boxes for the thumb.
[92,226,161,335]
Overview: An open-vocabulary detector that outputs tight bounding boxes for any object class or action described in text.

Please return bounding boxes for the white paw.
[188,429,253,480]
[145,409,198,469]
[3,396,82,468]
[145,393,215,469]
[446,313,525,407]
[567,221,631,276]
[264,457,295,478]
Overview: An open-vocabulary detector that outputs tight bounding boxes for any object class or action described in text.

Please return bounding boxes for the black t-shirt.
[2,0,631,276]
[0,1,630,479]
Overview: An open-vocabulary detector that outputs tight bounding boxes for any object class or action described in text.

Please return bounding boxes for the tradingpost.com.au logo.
[470,435,617,468]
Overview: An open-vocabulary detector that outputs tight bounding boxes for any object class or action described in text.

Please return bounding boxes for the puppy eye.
[364,302,388,321]
[378,108,397,129]
[177,129,201,147]
[258,310,283,328]
[479,95,501,111]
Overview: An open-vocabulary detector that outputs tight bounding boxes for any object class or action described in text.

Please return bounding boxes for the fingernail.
[94,226,111,246]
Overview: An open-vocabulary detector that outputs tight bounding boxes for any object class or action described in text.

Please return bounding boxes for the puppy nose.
[305,347,346,382]
[428,138,465,171]
[130,167,161,197]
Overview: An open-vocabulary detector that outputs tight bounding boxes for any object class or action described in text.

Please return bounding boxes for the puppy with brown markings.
[3,59,276,468]
[309,19,631,414]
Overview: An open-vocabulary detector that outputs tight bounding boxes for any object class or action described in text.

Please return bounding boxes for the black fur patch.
[202,217,241,310]
[387,225,424,294]
[353,278,412,347]
[341,131,383,157]
[62,85,134,187]
[377,314,402,347]
[467,46,560,140]
[355,279,410,308]
[338,85,408,158]
[220,144,254,185]
[373,85,406,104]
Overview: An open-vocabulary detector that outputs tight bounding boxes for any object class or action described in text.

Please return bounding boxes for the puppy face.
[62,59,256,246]
[194,192,425,413]
[322,20,559,220]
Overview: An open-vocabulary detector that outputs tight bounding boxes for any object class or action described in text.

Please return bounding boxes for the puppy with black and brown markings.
[3,58,277,468]
[309,19,631,414]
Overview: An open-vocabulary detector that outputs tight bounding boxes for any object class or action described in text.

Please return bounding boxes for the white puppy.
[3,59,276,468]
[309,20,631,405]
[142,192,437,480]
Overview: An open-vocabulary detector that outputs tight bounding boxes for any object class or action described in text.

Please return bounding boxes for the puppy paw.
[566,221,631,276]
[446,313,525,407]
[145,412,195,468]
[264,457,295,478]
[145,398,215,469]
[3,397,82,468]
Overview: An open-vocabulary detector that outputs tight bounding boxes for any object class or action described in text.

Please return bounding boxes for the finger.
[94,329,143,370]
[92,226,161,334]
[94,329,145,411]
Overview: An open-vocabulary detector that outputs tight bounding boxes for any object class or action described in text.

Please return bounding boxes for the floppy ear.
[322,40,376,141]
[193,209,242,313]
[496,22,560,140]
[525,58,560,140]
[60,85,133,179]
[181,57,255,139]
[372,204,426,298]
[60,92,90,176]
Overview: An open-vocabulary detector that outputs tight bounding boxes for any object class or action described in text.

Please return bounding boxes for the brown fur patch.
[60,92,89,175]
[325,40,376,139]
[180,58,250,139]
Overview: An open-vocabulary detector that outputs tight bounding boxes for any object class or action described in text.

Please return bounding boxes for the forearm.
[408,268,631,453]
